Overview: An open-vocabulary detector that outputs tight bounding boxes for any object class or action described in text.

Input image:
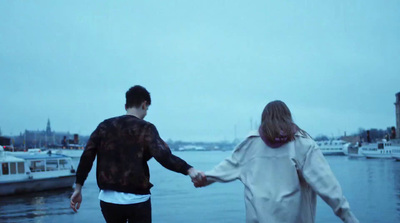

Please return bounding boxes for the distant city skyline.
[1,1,399,142]
[1,90,399,141]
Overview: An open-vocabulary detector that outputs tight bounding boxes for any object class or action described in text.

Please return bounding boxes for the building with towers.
[9,119,84,150]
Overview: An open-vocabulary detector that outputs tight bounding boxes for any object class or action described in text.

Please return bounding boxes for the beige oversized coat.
[205,131,359,223]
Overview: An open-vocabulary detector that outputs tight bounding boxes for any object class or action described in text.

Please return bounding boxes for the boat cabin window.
[10,162,16,174]
[29,160,45,172]
[59,159,71,170]
[46,159,59,171]
[17,162,24,174]
[378,143,384,149]
[2,163,9,175]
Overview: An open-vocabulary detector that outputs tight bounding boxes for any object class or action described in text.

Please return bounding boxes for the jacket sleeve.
[205,138,250,184]
[146,124,192,175]
[300,143,359,223]
[75,124,101,186]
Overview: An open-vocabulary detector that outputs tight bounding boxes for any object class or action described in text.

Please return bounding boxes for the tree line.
[314,127,397,142]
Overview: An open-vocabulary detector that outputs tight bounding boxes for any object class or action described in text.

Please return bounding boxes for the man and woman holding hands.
[70,85,359,223]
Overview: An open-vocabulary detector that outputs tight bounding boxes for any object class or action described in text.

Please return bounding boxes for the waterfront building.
[9,119,86,150]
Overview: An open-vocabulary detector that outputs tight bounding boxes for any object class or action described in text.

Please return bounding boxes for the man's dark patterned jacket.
[76,115,192,194]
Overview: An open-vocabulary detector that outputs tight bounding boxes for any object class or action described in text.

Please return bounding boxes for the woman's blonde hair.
[260,100,305,142]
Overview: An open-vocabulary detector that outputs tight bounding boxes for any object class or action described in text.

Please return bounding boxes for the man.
[70,85,205,223]
[366,130,371,143]
[61,136,68,148]
[391,126,397,140]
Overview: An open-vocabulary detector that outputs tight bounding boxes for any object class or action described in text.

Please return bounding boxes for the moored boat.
[316,140,350,155]
[360,140,398,159]
[50,148,83,159]
[5,148,44,157]
[391,146,400,161]
[0,147,76,196]
[347,143,365,158]
[7,147,84,159]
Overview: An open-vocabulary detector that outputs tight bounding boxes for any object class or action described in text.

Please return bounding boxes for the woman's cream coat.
[205,131,359,223]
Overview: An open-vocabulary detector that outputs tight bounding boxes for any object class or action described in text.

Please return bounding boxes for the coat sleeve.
[146,124,192,175]
[300,143,359,223]
[205,138,251,184]
[75,124,101,186]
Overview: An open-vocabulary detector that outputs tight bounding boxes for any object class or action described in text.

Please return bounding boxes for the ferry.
[50,143,85,159]
[347,143,365,158]
[360,140,398,159]
[50,148,83,159]
[390,144,400,161]
[316,140,350,155]
[6,147,83,159]
[5,148,44,156]
[178,145,206,151]
[0,147,76,196]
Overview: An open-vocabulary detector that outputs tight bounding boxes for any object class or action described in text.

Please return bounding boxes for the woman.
[198,100,359,223]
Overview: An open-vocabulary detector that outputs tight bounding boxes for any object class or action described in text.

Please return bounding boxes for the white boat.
[360,140,399,159]
[49,143,85,159]
[347,144,365,158]
[316,140,350,155]
[50,148,83,159]
[178,145,206,151]
[5,148,44,157]
[0,147,76,196]
[7,148,83,159]
[391,145,400,161]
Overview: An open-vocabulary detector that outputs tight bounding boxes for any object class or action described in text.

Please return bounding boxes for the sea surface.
[1,151,400,223]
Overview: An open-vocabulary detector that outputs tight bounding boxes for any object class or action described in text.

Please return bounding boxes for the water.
[1,151,400,223]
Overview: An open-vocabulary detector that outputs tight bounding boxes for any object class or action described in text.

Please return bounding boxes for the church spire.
[46,119,52,135]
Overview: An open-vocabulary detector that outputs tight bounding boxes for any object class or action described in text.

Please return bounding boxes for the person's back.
[202,100,359,223]
[208,131,355,223]
[71,85,205,223]
[87,115,159,194]
[236,132,303,223]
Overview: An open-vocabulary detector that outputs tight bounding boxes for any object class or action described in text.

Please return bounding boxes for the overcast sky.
[1,1,399,142]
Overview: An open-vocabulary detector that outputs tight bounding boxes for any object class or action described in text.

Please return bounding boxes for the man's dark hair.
[125,85,151,108]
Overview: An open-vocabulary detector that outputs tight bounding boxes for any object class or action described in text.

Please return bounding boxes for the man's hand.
[70,184,82,212]
[188,167,207,187]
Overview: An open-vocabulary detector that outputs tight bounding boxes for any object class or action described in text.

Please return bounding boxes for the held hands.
[70,169,206,212]
[188,167,207,187]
